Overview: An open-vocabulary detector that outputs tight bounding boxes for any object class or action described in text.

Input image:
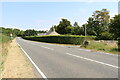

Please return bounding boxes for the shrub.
[22,35,95,45]
[96,32,113,40]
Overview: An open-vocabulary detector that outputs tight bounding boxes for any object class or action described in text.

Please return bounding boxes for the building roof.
[46,30,60,35]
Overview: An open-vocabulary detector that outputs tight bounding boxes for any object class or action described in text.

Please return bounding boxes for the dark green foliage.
[56,18,73,34]
[23,35,95,45]
[86,9,110,39]
[109,14,120,39]
[0,27,23,37]
[23,29,37,36]
[96,32,113,40]
[72,22,84,35]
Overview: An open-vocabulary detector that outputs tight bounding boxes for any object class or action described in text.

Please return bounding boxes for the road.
[16,37,119,78]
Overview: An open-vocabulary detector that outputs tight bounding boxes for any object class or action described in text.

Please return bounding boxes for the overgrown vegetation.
[0,34,10,43]
[23,35,95,45]
[0,34,10,75]
[81,41,119,54]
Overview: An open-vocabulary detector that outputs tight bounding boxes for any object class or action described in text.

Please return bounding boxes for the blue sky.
[1,2,119,30]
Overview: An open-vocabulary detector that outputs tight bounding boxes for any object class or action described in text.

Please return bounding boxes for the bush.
[22,35,95,45]
[96,32,113,40]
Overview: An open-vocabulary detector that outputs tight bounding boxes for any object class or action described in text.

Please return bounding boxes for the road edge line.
[17,42,48,80]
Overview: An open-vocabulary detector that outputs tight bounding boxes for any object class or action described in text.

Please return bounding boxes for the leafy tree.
[87,9,110,37]
[93,9,110,31]
[109,14,120,39]
[98,32,113,40]
[13,28,21,36]
[86,17,96,35]
[66,26,74,34]
[71,22,84,35]
[56,18,72,34]
[50,26,55,32]
[38,30,46,33]
[73,22,79,27]
[23,29,37,36]
[0,27,23,37]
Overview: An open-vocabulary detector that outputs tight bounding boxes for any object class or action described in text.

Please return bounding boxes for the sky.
[1,0,119,31]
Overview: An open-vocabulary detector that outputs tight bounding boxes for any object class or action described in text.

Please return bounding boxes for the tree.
[86,17,96,35]
[50,26,55,32]
[13,28,21,36]
[73,22,79,27]
[109,14,120,39]
[56,18,72,34]
[66,26,74,34]
[87,9,110,37]
[23,29,37,36]
[71,22,84,35]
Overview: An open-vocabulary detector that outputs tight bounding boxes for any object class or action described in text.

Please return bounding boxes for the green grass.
[0,34,10,43]
[82,41,119,54]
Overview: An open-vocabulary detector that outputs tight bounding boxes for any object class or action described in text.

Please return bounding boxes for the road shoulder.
[1,39,36,78]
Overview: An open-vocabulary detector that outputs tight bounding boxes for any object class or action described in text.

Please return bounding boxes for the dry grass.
[1,39,36,78]
[0,42,10,78]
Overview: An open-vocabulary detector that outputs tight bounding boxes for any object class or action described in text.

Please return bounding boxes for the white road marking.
[79,48,91,52]
[98,52,118,56]
[66,53,119,69]
[17,42,48,80]
[41,46,54,51]
[26,42,54,51]
[78,48,118,56]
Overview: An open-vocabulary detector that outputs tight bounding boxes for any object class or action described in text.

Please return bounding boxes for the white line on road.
[98,52,118,56]
[66,53,119,69]
[17,43,48,80]
[26,42,54,51]
[79,49,91,52]
[41,46,54,51]
[78,48,118,56]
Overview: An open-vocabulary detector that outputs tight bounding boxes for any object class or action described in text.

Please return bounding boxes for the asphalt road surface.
[16,37,119,78]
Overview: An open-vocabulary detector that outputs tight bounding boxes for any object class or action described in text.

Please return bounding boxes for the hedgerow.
[22,35,95,45]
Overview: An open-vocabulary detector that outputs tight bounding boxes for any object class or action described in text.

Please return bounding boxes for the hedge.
[22,35,95,45]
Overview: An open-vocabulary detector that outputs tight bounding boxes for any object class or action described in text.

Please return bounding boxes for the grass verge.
[0,34,10,77]
[81,40,119,54]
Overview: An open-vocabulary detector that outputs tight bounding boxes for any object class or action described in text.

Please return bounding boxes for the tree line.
[51,9,120,40]
[0,27,46,37]
[0,8,120,40]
